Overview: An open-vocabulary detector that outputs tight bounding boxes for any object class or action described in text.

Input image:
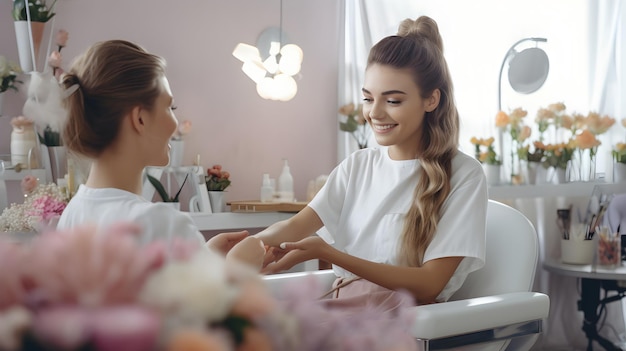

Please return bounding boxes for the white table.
[544,258,626,351]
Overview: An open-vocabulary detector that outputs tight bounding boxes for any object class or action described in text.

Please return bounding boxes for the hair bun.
[397,16,443,52]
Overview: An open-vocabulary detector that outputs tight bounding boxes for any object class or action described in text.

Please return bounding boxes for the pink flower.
[23,223,168,307]
[48,51,62,69]
[0,243,28,309]
[29,195,66,221]
[20,175,39,195]
[55,30,69,48]
[178,120,192,137]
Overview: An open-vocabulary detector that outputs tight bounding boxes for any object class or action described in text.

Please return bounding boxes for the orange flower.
[574,130,601,149]
[560,114,573,130]
[495,111,509,128]
[509,107,528,123]
[586,112,615,135]
[338,103,356,116]
[548,102,566,113]
[535,108,555,122]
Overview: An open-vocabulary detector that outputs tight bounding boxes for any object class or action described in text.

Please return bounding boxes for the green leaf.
[172,174,189,202]
[213,315,252,346]
[147,174,172,202]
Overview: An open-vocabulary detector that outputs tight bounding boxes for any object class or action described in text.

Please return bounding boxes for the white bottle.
[260,173,274,202]
[277,159,294,202]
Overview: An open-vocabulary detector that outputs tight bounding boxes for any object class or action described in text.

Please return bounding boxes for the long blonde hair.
[367,16,459,266]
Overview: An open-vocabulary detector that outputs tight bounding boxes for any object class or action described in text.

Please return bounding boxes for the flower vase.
[614,163,626,183]
[208,191,226,213]
[569,148,596,182]
[14,21,46,73]
[169,140,184,167]
[553,167,567,184]
[0,92,4,115]
[483,164,502,186]
[162,202,181,211]
[524,161,542,185]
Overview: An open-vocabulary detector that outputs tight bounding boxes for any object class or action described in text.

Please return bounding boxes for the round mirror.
[507,47,549,94]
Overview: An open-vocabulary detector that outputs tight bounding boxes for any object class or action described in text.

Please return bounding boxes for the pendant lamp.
[232,0,303,102]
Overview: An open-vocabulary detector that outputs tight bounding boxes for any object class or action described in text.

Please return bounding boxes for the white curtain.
[589,0,625,181]
[337,0,420,161]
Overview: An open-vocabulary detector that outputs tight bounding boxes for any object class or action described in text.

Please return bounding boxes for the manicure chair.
[263,200,550,350]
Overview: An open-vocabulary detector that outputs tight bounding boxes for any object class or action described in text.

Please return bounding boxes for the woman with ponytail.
[57,40,264,268]
[259,16,487,308]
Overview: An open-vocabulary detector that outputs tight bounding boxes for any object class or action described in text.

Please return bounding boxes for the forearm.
[323,247,461,303]
[255,206,323,247]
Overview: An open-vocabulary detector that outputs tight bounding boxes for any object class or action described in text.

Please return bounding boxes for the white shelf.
[488,181,615,200]
[0,168,48,181]
[190,211,294,231]
[191,182,624,231]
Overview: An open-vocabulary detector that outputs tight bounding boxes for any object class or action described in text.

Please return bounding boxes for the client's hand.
[206,230,249,255]
[227,236,266,271]
[261,236,330,274]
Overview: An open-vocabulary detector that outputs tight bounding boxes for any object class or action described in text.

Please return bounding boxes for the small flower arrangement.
[537,141,575,170]
[146,173,189,203]
[172,119,192,141]
[206,164,231,191]
[613,143,626,164]
[470,136,501,165]
[12,0,57,22]
[0,56,22,93]
[338,102,369,149]
[613,118,626,164]
[0,223,418,351]
[0,177,68,232]
[518,142,544,163]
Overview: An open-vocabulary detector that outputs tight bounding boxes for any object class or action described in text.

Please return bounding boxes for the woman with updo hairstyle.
[258,16,487,309]
[57,40,264,268]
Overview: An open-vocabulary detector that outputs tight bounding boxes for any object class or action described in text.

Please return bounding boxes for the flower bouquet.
[0,222,419,351]
[470,137,500,165]
[205,165,231,191]
[0,176,68,233]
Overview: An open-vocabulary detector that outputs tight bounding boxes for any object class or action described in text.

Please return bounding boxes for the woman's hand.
[261,236,332,274]
[206,230,249,255]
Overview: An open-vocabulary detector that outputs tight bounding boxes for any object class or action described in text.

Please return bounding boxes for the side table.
[544,258,626,350]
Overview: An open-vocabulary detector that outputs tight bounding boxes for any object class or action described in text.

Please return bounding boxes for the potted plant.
[146,173,189,205]
[12,0,58,72]
[205,165,231,213]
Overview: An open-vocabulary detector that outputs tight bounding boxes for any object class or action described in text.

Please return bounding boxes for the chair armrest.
[411,292,550,339]
[263,270,337,296]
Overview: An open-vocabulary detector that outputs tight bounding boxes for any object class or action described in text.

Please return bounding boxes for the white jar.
[11,124,39,169]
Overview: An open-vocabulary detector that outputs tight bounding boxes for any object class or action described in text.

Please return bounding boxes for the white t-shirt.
[308,147,488,302]
[57,185,206,247]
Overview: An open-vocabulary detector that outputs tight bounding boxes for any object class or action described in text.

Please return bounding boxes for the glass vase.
[569,148,597,182]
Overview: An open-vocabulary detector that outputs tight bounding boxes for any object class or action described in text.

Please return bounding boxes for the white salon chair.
[263,200,550,350]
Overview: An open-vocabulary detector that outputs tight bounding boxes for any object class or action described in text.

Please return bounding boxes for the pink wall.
[0,0,340,204]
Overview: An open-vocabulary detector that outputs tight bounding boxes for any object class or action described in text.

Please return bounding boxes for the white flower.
[139,249,239,328]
